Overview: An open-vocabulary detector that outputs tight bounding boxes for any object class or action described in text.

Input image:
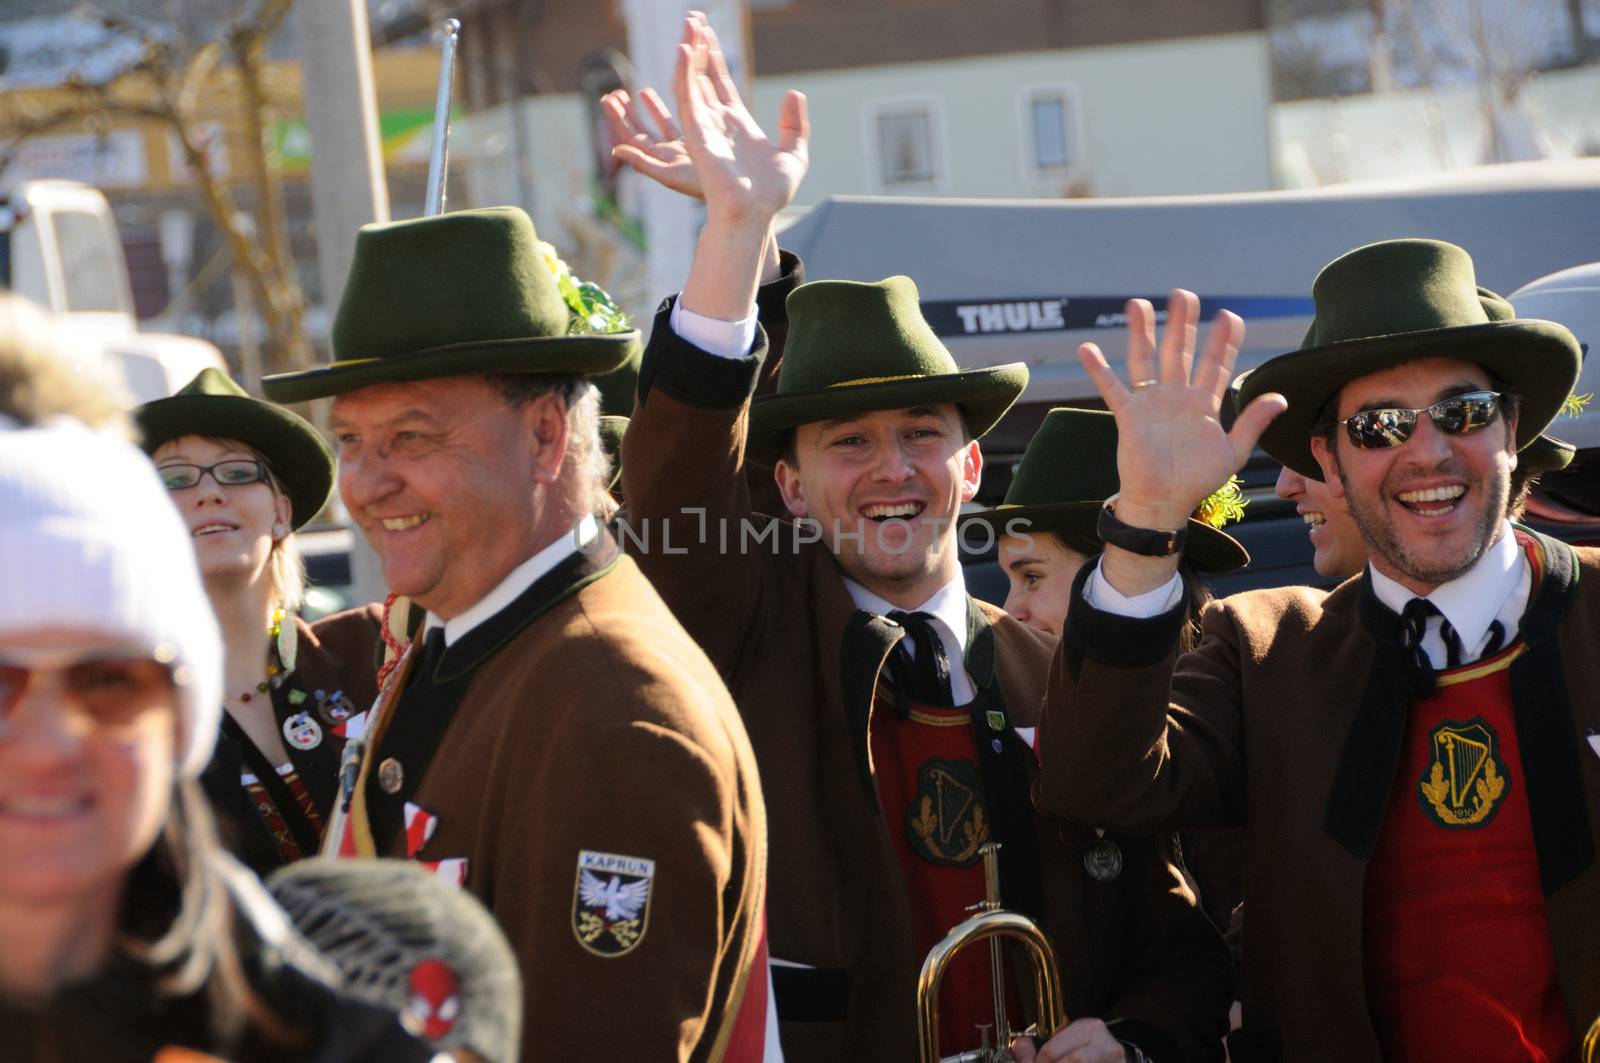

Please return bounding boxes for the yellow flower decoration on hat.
[1562,391,1592,417]
[537,241,631,336]
[1193,475,1247,530]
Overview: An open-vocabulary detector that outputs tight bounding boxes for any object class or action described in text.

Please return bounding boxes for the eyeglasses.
[1338,391,1504,450]
[0,648,180,737]
[157,459,270,492]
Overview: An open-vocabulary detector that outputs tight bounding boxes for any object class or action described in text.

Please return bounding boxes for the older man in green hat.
[618,16,1231,1061]
[260,205,772,1061]
[1036,237,1600,1061]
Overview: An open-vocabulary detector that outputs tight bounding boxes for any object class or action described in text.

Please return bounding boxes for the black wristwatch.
[1096,496,1187,558]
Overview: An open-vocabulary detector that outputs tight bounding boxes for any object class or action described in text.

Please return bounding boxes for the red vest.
[1363,617,1575,1061]
[872,696,1021,1056]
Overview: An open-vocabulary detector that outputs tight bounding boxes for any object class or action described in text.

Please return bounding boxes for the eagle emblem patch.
[1418,717,1510,828]
[908,759,989,867]
[573,850,654,957]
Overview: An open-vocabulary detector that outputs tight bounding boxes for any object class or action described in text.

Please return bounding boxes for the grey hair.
[487,374,610,514]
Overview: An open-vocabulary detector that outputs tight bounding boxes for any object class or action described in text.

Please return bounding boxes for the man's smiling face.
[775,404,980,604]
[331,377,545,619]
[1311,357,1517,594]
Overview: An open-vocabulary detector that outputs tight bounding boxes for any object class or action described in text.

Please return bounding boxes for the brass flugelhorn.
[1582,1009,1599,1063]
[917,842,1067,1062]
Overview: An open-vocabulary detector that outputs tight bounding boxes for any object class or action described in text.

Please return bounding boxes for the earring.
[272,521,289,540]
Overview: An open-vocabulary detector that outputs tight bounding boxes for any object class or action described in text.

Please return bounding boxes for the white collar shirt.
[424,514,601,647]
[1366,519,1529,670]
[843,570,975,705]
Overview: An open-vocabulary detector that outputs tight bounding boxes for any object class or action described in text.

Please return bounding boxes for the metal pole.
[424,19,461,216]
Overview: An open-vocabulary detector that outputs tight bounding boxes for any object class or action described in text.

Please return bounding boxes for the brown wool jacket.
[356,539,767,1063]
[1038,531,1600,1061]
[621,282,1234,1062]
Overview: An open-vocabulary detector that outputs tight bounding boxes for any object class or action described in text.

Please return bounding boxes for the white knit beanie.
[0,417,222,776]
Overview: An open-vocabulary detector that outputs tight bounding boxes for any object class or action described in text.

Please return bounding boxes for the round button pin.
[378,757,404,794]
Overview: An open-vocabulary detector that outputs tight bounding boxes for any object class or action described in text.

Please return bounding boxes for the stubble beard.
[1338,451,1509,589]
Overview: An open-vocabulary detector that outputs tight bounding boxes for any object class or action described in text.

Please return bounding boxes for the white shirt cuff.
[669,298,758,360]
[1083,559,1184,618]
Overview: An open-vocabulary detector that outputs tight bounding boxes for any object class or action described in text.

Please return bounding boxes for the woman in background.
[138,369,382,872]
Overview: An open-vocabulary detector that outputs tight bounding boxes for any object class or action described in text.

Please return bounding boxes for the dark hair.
[117,780,304,1052]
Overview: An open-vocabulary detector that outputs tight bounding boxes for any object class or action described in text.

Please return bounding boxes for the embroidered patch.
[907,759,989,867]
[1418,717,1510,828]
[573,850,654,957]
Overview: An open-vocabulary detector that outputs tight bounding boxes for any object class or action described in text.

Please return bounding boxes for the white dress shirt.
[424,514,601,646]
[1084,519,1531,671]
[669,299,759,359]
[844,570,976,706]
[1365,520,1528,669]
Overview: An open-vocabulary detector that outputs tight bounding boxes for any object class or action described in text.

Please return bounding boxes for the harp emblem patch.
[1418,717,1510,828]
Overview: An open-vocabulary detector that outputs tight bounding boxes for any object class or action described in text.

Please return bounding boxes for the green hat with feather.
[746,276,1028,466]
[963,407,1249,573]
[262,207,638,403]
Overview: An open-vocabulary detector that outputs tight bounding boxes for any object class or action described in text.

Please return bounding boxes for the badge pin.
[287,689,307,706]
[314,687,355,725]
[985,710,1006,732]
[1083,836,1123,883]
[378,757,405,794]
[281,711,323,751]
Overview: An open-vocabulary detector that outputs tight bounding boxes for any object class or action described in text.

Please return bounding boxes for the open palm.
[1077,291,1284,528]
[673,16,808,226]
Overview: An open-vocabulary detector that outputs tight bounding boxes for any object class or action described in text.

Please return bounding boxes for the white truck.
[0,178,224,403]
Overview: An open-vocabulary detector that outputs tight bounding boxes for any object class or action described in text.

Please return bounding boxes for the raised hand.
[673,13,808,227]
[604,86,699,199]
[1077,291,1283,534]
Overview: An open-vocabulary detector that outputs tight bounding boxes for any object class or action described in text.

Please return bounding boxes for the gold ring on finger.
[1131,379,1159,389]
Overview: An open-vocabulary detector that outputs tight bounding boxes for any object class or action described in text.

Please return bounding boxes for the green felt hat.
[599,414,627,496]
[261,207,638,403]
[136,368,334,529]
[746,276,1028,466]
[963,408,1249,573]
[1239,238,1582,479]
[1520,432,1575,472]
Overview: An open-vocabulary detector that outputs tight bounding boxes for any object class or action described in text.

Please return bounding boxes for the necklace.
[236,607,286,703]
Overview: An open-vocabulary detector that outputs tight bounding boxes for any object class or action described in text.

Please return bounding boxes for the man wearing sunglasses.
[1030,238,1600,1063]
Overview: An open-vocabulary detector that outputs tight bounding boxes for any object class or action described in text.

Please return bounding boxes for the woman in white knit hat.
[0,418,436,1062]
[136,369,387,875]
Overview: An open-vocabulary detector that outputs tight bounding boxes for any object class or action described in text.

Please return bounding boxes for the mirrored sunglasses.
[0,649,180,735]
[1339,390,1503,450]
[158,459,270,491]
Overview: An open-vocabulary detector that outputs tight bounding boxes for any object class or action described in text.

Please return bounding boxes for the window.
[51,210,125,314]
[865,97,945,194]
[1022,86,1081,175]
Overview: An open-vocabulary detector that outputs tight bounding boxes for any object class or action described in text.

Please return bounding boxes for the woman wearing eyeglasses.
[0,418,434,1061]
[137,369,383,874]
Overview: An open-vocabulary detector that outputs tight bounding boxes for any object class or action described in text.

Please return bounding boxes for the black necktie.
[885,610,955,712]
[1481,619,1506,659]
[412,627,446,687]
[1398,598,1445,694]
